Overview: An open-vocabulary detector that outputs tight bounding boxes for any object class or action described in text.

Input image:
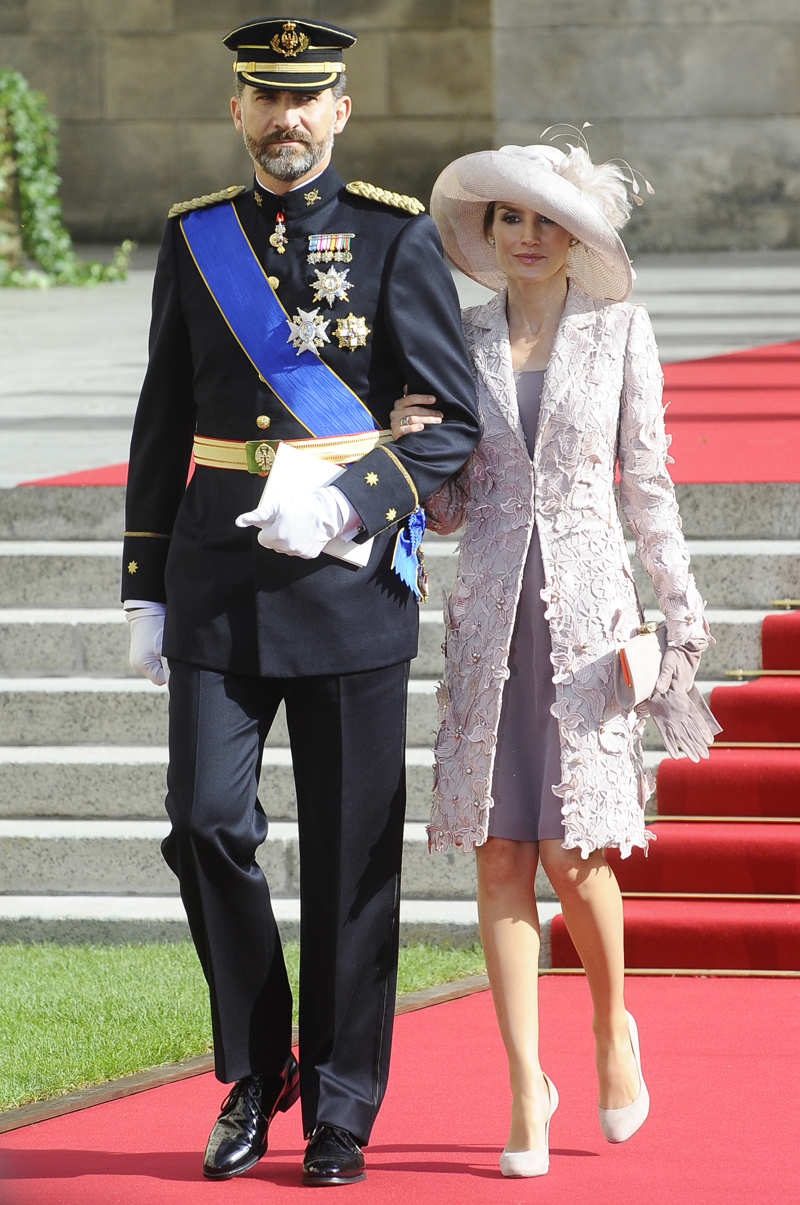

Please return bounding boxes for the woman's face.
[490,202,572,286]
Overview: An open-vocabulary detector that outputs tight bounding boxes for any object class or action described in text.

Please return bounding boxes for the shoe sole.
[202,1145,266,1180]
[301,1171,367,1186]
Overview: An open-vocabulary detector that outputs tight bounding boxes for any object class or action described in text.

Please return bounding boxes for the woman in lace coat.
[390,141,717,1177]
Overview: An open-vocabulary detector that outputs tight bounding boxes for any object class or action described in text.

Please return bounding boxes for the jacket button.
[256,415,271,430]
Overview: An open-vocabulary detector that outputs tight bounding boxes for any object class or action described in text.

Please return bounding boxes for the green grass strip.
[0,941,485,1110]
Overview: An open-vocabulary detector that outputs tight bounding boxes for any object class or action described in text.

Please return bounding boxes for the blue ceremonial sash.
[180,202,376,437]
[181,200,426,597]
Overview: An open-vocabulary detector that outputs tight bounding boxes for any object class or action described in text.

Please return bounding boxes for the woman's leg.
[475,836,552,1151]
[538,841,638,1108]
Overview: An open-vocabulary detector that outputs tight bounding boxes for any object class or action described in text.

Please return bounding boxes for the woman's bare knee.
[476,836,538,893]
[539,840,610,897]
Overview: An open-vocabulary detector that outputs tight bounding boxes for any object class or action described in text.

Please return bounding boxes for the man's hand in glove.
[125,601,168,686]
[236,485,359,559]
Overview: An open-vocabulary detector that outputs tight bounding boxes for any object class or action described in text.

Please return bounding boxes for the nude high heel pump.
[598,1011,650,1143]
[499,1073,559,1178]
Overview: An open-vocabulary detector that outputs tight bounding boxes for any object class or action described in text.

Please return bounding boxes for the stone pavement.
[1,248,799,487]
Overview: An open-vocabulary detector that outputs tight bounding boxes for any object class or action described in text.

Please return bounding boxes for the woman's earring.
[488,235,495,246]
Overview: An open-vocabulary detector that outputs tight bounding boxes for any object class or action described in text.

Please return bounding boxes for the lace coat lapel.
[468,284,604,468]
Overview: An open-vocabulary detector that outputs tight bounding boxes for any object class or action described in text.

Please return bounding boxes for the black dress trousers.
[163,656,409,1144]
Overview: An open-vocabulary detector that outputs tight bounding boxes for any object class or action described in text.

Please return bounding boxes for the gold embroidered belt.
[193,429,393,475]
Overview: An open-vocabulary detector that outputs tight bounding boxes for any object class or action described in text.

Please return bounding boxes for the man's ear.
[230,95,243,132]
[333,93,352,135]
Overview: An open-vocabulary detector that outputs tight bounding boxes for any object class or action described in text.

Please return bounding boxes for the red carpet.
[607,821,800,896]
[20,462,129,487]
[657,747,800,816]
[708,678,800,742]
[762,610,800,669]
[18,339,800,487]
[661,339,800,482]
[2,976,800,1204]
[551,899,800,971]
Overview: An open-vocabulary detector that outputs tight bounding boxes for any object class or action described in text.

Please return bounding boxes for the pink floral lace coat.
[426,284,709,859]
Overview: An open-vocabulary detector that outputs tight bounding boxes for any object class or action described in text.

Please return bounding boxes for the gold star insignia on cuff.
[127,560,138,574]
[364,471,379,486]
[385,508,397,522]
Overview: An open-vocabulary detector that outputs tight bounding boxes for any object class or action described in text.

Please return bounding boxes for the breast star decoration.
[311,266,352,307]
[287,307,330,355]
[334,312,371,351]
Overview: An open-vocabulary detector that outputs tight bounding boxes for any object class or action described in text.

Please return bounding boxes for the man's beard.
[243,121,334,182]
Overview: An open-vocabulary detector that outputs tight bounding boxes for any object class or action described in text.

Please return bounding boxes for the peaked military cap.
[224,16,356,91]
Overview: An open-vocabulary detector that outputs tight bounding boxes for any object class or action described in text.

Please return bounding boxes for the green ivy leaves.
[0,70,133,288]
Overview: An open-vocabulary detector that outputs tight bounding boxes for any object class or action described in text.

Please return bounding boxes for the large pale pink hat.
[431,141,642,301]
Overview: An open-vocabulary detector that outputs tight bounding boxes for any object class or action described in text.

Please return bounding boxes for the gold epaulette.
[168,185,247,218]
[346,180,425,215]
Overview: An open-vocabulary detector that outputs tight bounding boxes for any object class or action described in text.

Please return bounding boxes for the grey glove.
[654,642,703,695]
[647,685,721,762]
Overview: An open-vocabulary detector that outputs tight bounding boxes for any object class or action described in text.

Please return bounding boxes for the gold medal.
[333,313,370,351]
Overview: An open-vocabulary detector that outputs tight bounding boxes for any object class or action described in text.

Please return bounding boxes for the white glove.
[125,601,168,686]
[235,485,356,559]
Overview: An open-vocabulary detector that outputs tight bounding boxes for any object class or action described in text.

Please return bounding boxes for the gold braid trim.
[346,181,425,215]
[168,185,247,218]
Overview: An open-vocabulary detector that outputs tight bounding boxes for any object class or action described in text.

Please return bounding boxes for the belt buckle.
[245,439,278,475]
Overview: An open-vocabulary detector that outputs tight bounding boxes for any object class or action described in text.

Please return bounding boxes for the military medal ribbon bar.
[307,232,355,263]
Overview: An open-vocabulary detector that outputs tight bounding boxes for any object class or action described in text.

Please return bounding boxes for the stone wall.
[494,1,800,252]
[2,0,799,249]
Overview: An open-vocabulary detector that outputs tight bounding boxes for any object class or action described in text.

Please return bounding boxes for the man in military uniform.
[123,16,479,1187]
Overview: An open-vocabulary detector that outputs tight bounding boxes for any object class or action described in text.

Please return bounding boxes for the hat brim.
[237,68,342,91]
[430,149,633,301]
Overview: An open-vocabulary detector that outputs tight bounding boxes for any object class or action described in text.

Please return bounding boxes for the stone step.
[0,606,772,679]
[2,538,799,610]
[0,677,733,750]
[0,746,436,823]
[0,818,555,904]
[0,896,565,950]
[0,745,663,822]
[2,483,799,541]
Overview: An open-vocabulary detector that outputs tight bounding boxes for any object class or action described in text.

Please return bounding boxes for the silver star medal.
[287,307,330,356]
[311,266,352,307]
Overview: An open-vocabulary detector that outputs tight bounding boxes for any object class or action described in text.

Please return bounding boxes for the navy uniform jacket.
[121,162,479,677]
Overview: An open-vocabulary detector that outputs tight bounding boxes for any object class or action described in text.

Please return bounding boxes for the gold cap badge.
[271,21,310,58]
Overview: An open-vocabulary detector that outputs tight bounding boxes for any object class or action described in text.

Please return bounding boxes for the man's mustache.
[263,130,312,148]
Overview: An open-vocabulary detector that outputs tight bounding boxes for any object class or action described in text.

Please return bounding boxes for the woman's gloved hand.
[654,642,703,695]
[646,685,722,762]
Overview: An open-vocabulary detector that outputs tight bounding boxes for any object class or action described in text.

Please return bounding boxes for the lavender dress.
[488,370,564,842]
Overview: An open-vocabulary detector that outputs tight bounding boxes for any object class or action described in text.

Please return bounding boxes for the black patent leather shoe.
[202,1053,300,1180]
[302,1123,366,1186]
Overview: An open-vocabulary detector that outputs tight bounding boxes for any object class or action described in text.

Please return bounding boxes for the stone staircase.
[1,481,799,948]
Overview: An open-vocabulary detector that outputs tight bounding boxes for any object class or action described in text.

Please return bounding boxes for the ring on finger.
[399,415,411,427]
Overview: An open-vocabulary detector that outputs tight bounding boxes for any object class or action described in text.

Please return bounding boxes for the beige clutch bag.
[614,622,668,711]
